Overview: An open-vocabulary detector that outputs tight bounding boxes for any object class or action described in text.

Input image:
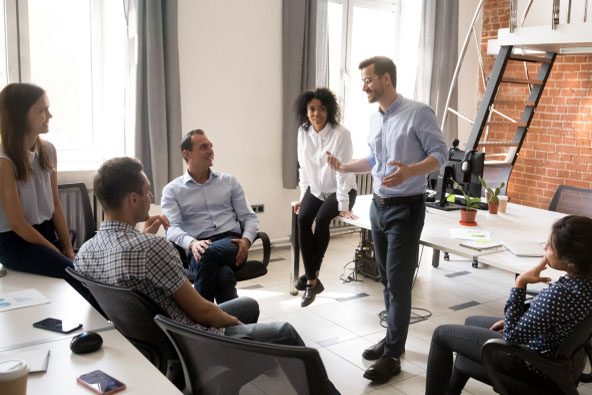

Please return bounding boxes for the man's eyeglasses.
[361,75,382,87]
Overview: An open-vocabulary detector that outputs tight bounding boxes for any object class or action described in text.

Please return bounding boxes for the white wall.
[177,0,299,240]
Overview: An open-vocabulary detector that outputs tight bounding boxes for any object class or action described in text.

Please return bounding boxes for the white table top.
[344,195,566,274]
[0,329,182,395]
[0,267,113,351]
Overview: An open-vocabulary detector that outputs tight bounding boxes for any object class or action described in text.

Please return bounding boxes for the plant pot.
[488,202,499,214]
[460,209,477,224]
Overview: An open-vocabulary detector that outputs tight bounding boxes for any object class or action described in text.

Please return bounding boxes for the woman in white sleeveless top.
[0,83,99,312]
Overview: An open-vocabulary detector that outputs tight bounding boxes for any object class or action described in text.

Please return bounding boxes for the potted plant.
[450,178,481,225]
[479,176,506,214]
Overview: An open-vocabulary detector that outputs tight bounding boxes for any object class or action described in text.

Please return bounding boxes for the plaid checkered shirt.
[73,220,224,335]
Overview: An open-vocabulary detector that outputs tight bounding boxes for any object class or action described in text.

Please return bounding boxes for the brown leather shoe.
[362,337,386,360]
[363,356,401,383]
[301,279,324,307]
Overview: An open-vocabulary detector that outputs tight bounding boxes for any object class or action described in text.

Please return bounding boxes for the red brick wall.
[479,0,592,209]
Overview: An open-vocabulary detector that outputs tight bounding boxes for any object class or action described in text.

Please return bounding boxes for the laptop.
[502,240,545,257]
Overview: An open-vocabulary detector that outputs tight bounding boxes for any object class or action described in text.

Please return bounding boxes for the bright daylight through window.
[326,0,422,158]
[0,0,128,171]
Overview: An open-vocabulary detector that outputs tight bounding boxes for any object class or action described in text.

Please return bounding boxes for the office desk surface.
[344,195,565,269]
[1,329,182,395]
[0,267,112,351]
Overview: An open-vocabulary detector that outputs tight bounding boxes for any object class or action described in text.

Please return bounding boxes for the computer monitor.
[427,141,485,211]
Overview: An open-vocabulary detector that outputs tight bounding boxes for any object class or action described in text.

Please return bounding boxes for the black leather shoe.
[363,356,401,383]
[362,337,386,360]
[294,274,307,291]
[301,279,324,307]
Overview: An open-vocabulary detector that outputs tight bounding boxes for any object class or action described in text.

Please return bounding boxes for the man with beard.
[327,56,448,383]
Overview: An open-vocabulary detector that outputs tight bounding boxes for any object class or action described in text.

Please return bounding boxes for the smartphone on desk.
[32,317,82,334]
[77,370,126,395]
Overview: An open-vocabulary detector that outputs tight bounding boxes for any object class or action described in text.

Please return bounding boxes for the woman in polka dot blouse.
[425,215,592,394]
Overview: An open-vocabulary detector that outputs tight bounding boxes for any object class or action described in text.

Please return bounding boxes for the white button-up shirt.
[297,123,357,212]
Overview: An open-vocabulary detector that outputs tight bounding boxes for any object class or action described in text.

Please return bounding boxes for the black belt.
[207,231,242,242]
[373,193,425,206]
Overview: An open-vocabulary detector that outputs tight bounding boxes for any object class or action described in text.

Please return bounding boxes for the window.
[326,0,422,158]
[0,0,128,171]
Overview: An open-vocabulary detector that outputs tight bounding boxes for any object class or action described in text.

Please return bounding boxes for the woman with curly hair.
[293,88,357,307]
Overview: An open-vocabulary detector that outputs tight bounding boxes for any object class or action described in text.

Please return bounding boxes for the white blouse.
[297,123,357,212]
[0,140,56,232]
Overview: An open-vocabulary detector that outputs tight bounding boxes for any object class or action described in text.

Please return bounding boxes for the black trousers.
[297,188,356,280]
[0,220,104,316]
[426,315,537,395]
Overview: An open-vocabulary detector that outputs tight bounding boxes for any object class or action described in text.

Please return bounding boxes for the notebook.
[502,240,545,257]
[459,240,503,251]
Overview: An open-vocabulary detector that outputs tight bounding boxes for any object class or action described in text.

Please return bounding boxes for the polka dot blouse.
[503,276,592,357]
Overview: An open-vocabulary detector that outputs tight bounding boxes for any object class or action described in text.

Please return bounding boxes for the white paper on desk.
[449,228,492,240]
[0,288,50,313]
[0,349,50,373]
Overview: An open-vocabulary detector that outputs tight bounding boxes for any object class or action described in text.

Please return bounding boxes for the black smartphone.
[32,317,82,334]
[77,370,126,395]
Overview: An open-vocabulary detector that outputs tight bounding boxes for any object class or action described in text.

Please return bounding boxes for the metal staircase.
[466,45,557,193]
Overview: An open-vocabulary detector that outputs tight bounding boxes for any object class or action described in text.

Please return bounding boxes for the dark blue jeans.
[426,316,535,395]
[0,220,104,315]
[189,236,239,304]
[370,199,425,358]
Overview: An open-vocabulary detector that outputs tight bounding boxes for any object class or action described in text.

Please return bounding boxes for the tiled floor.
[239,232,592,395]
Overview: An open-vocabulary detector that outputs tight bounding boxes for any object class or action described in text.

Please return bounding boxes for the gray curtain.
[415,0,458,145]
[129,0,183,201]
[316,0,329,87]
[282,0,318,189]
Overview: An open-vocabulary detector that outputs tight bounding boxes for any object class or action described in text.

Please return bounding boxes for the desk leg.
[432,249,440,268]
[290,210,300,295]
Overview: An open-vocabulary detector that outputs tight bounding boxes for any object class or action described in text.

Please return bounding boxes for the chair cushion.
[235,261,268,282]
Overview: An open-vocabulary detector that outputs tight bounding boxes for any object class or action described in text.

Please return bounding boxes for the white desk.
[0,330,182,394]
[0,267,113,351]
[289,195,566,291]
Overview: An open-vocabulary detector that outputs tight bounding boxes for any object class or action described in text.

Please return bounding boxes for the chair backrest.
[553,315,592,378]
[154,315,334,395]
[58,183,96,250]
[548,185,592,217]
[65,267,177,374]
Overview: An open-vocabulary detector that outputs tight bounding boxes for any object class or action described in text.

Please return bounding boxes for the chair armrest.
[481,338,579,394]
[581,342,592,383]
[254,232,270,268]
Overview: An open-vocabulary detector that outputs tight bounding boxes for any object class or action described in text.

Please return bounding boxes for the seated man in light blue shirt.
[161,129,259,304]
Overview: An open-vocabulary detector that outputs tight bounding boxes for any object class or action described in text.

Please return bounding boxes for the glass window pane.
[27,0,93,153]
[0,0,7,87]
[345,5,397,158]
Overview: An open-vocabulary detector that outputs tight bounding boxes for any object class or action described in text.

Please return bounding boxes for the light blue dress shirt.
[161,170,259,250]
[364,94,448,197]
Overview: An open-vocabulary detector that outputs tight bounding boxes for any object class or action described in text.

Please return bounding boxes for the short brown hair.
[180,129,205,163]
[94,157,146,211]
[359,56,397,89]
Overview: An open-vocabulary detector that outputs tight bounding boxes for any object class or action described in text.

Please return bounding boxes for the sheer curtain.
[125,0,183,201]
[415,0,458,144]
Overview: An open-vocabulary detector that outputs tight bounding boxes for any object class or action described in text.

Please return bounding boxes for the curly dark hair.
[294,88,340,131]
[551,215,592,278]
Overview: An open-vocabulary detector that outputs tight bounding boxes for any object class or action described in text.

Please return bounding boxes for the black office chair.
[548,185,592,218]
[154,314,336,395]
[452,315,592,395]
[65,267,183,389]
[58,183,96,251]
[174,231,271,282]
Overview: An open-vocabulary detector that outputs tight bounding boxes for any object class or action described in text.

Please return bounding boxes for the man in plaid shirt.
[74,157,304,344]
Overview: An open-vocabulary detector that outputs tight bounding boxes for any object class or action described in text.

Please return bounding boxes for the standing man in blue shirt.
[327,56,448,383]
[161,129,259,304]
